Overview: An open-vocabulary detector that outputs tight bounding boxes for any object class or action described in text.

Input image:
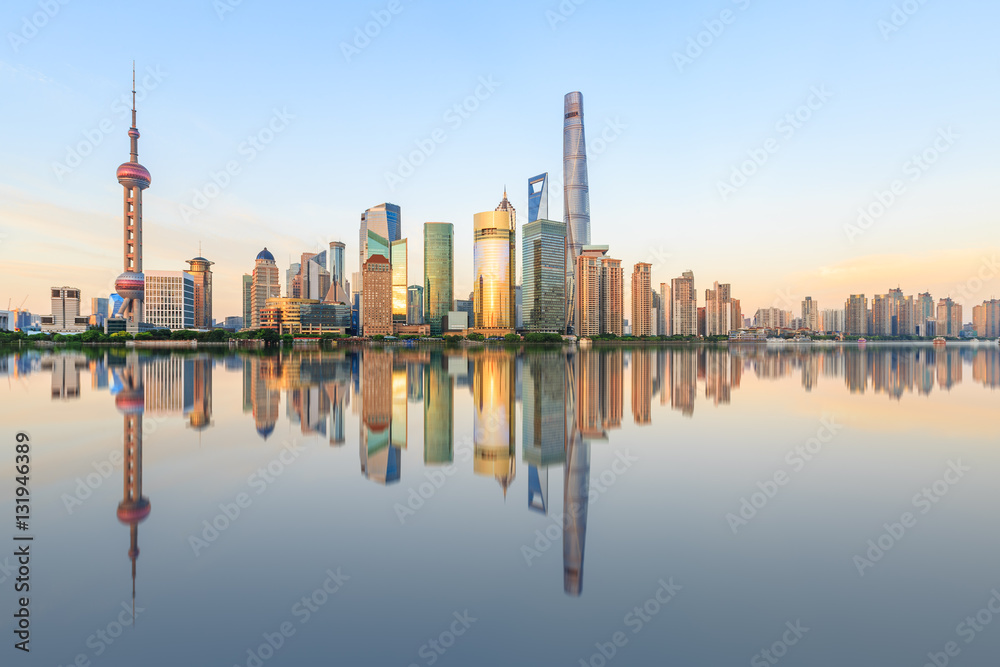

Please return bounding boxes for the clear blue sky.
[2,0,998,318]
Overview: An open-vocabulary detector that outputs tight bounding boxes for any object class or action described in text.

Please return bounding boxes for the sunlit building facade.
[391,239,408,326]
[184,256,214,329]
[144,272,195,330]
[846,294,868,335]
[250,248,280,329]
[362,255,392,336]
[936,298,962,337]
[631,263,652,337]
[671,271,697,336]
[473,192,516,334]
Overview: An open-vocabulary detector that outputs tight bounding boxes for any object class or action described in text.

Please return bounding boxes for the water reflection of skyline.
[5,343,999,603]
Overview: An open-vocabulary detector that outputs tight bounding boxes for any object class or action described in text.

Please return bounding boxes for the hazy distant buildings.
[242,274,252,329]
[362,255,392,336]
[916,292,935,335]
[659,283,671,336]
[522,217,566,332]
[286,262,301,298]
[631,263,652,337]
[185,255,214,329]
[973,299,1000,338]
[936,298,962,337]
[250,248,280,329]
[473,191,516,334]
[801,297,819,331]
[144,271,195,330]
[898,295,916,335]
[871,294,892,336]
[423,222,454,336]
[671,271,697,336]
[846,295,868,335]
[821,308,845,333]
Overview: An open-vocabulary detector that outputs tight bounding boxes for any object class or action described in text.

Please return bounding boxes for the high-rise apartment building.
[845,295,868,335]
[144,271,195,330]
[671,271,697,336]
[973,299,1000,338]
[887,287,904,335]
[250,248,280,328]
[936,298,962,337]
[391,239,408,326]
[631,263,652,337]
[705,282,736,336]
[185,255,214,329]
[916,292,935,336]
[575,246,622,337]
[563,92,590,334]
[473,191,516,333]
[871,295,892,336]
[659,283,671,336]
[898,295,915,335]
[362,255,392,336]
[821,308,845,333]
[522,218,566,332]
[801,297,819,331]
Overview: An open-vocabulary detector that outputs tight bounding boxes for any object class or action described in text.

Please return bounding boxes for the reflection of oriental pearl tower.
[114,65,151,327]
[115,355,150,619]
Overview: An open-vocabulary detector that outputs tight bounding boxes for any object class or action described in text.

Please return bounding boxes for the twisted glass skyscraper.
[563,92,590,334]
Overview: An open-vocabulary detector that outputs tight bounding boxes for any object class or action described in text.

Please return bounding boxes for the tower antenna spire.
[131,61,136,128]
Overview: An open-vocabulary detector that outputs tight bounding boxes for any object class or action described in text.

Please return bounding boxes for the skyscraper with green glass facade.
[423,222,454,335]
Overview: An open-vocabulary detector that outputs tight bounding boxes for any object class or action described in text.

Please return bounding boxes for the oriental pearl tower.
[114,65,152,328]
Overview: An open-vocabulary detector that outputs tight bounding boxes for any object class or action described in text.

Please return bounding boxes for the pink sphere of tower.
[116,271,145,301]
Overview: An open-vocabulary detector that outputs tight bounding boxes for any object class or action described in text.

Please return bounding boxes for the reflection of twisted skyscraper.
[113,354,150,619]
[563,350,589,596]
[564,91,590,333]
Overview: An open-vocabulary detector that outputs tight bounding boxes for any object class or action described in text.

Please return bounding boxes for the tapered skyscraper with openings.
[563,92,590,334]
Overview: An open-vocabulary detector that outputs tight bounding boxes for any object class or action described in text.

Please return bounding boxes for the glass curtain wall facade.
[391,239,408,325]
[522,219,566,332]
[424,223,454,335]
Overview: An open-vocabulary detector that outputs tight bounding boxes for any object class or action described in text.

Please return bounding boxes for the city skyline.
[2,1,998,322]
